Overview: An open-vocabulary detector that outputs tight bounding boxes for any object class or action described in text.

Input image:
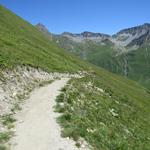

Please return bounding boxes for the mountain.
[35,23,49,33]
[61,31,110,43]
[0,5,150,150]
[35,23,53,41]
[36,23,150,89]
[127,30,150,47]
[36,23,150,47]
[110,24,150,89]
[113,23,150,47]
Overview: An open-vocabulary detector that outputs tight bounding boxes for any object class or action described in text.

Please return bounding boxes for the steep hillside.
[56,68,150,150]
[0,5,88,73]
[0,5,150,150]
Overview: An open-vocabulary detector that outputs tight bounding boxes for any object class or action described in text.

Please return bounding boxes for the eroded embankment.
[0,66,83,149]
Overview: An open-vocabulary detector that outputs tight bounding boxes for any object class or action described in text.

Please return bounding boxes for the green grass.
[1,115,16,129]
[0,5,89,73]
[0,145,7,150]
[55,70,150,150]
[0,132,12,143]
[38,80,54,87]
[0,131,12,150]
[120,46,150,89]
[0,5,150,150]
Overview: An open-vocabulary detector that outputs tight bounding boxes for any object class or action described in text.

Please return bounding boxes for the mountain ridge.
[36,23,150,89]
[36,22,150,47]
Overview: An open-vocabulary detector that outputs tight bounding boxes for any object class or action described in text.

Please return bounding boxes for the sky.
[0,0,150,34]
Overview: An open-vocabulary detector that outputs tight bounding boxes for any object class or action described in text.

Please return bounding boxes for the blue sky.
[0,0,149,34]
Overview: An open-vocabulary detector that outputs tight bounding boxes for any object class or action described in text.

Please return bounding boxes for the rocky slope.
[61,31,110,43]
[114,23,150,47]
[35,23,50,33]
[0,65,83,149]
[0,66,81,116]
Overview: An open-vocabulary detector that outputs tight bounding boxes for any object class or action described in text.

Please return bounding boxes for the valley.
[36,23,150,89]
[0,4,150,150]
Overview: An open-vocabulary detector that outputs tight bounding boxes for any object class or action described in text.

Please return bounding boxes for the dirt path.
[10,78,79,150]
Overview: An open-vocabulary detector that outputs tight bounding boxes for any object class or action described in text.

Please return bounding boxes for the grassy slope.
[120,47,150,89]
[90,46,150,89]
[88,45,150,90]
[0,5,89,72]
[56,67,150,150]
[0,5,150,150]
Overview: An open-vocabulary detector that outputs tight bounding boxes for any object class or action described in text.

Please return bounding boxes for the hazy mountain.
[61,31,110,43]
[36,23,150,89]
[113,23,150,47]
[35,23,49,33]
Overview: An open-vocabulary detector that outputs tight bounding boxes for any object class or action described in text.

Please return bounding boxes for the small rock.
[19,120,24,124]
[109,108,118,117]
[66,137,70,140]
[81,144,85,148]
[13,92,17,97]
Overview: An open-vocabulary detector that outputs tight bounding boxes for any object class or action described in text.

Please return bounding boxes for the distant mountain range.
[36,23,150,47]
[36,23,150,89]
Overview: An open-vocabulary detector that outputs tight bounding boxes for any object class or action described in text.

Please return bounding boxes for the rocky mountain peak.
[61,31,111,43]
[62,31,110,38]
[112,23,150,46]
[81,31,110,38]
[143,23,150,28]
[36,23,49,33]
[116,23,150,36]
[62,32,75,37]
